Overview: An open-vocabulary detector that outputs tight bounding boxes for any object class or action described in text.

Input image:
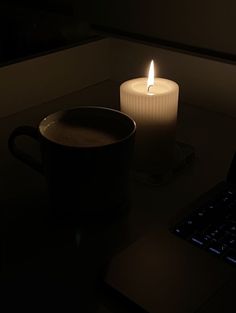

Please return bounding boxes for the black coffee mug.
[8,106,136,220]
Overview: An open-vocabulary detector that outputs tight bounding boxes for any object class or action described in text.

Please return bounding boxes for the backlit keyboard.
[171,184,236,266]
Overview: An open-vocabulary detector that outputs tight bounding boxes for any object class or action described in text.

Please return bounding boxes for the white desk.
[0,80,236,312]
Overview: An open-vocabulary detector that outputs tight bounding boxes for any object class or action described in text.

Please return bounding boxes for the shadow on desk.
[0,186,135,312]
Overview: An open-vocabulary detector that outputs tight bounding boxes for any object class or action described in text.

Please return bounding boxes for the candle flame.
[147,60,154,92]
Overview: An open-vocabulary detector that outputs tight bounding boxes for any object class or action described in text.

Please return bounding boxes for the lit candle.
[120,60,179,175]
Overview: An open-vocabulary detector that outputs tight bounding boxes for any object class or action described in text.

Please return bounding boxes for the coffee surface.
[43,121,120,147]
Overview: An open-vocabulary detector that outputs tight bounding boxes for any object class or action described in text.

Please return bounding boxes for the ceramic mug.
[8,106,136,221]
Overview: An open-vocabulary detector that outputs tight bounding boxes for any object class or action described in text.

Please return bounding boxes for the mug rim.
[39,106,136,149]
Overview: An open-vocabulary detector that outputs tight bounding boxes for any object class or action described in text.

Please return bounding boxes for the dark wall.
[91,0,236,56]
[2,1,76,15]
[1,1,235,65]
[0,1,92,64]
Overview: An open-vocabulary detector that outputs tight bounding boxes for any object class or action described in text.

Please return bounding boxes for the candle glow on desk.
[120,60,179,175]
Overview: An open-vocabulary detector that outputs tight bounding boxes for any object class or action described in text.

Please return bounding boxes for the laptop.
[104,152,236,313]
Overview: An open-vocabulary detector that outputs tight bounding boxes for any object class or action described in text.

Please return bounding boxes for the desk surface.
[1,81,236,312]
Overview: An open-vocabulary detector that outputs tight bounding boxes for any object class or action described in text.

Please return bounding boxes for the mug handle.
[8,126,43,174]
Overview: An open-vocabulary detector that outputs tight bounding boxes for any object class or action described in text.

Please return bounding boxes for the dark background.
[91,0,236,56]
[0,0,235,65]
[0,1,91,64]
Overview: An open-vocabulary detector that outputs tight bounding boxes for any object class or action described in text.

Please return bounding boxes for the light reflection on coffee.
[43,121,121,147]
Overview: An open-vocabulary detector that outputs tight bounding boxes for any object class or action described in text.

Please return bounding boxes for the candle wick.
[148,84,153,93]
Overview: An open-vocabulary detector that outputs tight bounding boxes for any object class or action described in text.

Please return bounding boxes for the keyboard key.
[226,187,236,196]
[225,222,236,234]
[226,211,236,222]
[191,234,205,247]
[228,200,236,210]
[205,226,222,239]
[203,234,214,243]
[208,242,228,255]
[221,234,236,249]
[225,250,236,265]
[173,223,195,238]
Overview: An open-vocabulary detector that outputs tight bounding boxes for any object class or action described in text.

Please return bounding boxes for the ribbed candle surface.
[120,77,179,174]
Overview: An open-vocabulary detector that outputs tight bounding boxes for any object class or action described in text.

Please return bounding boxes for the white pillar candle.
[120,61,179,175]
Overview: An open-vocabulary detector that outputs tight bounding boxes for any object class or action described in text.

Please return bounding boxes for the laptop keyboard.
[171,184,236,266]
